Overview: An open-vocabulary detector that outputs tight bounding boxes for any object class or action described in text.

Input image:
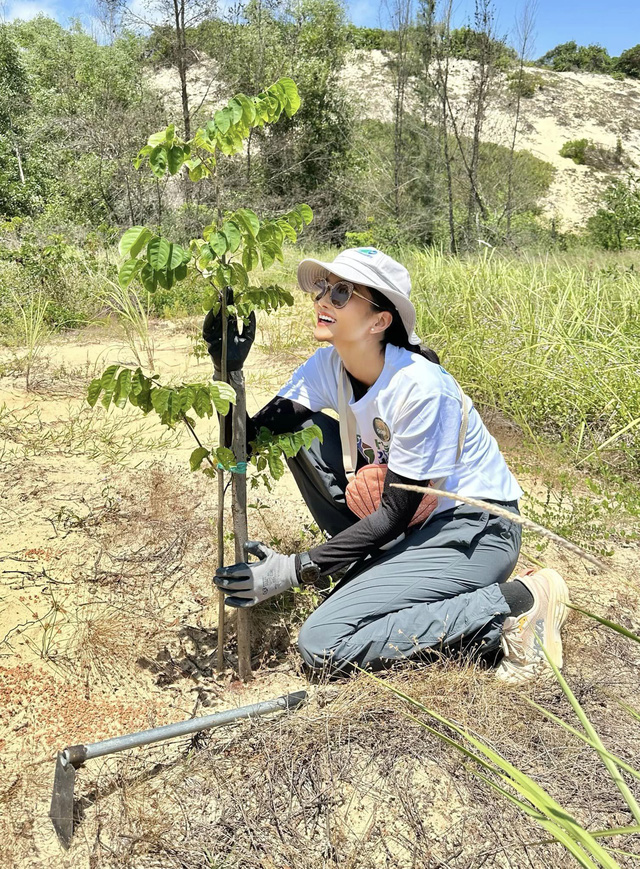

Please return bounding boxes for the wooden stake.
[230,369,252,681]
[216,291,228,673]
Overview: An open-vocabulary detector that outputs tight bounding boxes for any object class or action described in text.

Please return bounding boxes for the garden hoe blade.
[50,746,86,849]
[49,691,307,849]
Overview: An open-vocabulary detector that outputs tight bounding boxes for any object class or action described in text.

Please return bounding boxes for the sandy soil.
[1,321,639,867]
[150,51,640,231]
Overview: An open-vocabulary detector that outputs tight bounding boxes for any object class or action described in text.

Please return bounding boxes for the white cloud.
[5,0,58,20]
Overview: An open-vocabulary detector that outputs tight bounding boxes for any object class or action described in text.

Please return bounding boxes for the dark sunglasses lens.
[330,281,353,308]
[312,279,329,301]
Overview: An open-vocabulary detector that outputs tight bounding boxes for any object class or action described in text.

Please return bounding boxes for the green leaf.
[298,204,313,225]
[267,450,285,480]
[113,368,132,408]
[87,378,102,407]
[228,97,244,124]
[242,245,259,272]
[234,93,256,125]
[277,77,301,116]
[235,208,260,238]
[167,145,185,175]
[277,219,297,243]
[140,263,158,293]
[302,424,323,449]
[215,446,236,469]
[209,232,227,258]
[259,244,275,270]
[149,144,168,178]
[147,237,171,270]
[193,387,213,418]
[190,446,210,472]
[175,262,187,281]
[151,387,170,415]
[215,108,231,134]
[148,129,167,147]
[118,259,140,289]
[210,382,237,415]
[119,226,151,258]
[222,221,241,253]
[100,364,120,409]
[168,243,187,270]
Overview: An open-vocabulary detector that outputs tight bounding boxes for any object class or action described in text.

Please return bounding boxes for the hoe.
[49,690,307,849]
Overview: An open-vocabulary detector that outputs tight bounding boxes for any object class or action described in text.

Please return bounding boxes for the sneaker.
[496,568,570,684]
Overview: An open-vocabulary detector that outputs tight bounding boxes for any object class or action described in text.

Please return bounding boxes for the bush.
[507,70,547,98]
[560,138,589,164]
[559,138,622,170]
[537,40,613,74]
[449,26,517,67]
[587,176,640,251]
[614,43,640,78]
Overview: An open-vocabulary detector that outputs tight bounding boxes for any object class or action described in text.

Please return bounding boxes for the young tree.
[87,78,320,680]
[505,0,536,240]
[0,25,29,206]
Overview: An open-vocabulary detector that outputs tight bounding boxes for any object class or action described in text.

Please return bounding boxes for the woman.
[206,248,570,683]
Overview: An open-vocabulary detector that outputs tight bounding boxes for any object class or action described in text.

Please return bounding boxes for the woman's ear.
[371,311,393,334]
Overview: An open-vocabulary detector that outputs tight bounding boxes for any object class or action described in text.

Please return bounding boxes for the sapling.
[88,78,322,680]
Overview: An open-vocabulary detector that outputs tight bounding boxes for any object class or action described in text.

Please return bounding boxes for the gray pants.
[287,414,521,676]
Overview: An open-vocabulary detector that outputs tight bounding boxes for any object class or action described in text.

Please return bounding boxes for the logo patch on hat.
[356,248,378,257]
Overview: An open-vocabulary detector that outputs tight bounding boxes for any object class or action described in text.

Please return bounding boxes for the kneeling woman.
[207,248,569,683]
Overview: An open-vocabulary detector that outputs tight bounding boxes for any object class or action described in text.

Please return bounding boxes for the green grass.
[403,248,640,473]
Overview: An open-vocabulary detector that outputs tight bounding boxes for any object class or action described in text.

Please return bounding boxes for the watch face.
[300,556,320,584]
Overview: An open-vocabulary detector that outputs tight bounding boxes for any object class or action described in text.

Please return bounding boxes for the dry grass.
[64,643,640,868]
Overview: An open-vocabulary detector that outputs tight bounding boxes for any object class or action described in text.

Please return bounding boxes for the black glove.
[203,289,256,376]
[214,541,299,608]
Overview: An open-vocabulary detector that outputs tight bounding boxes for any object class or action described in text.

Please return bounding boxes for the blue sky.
[3,0,639,58]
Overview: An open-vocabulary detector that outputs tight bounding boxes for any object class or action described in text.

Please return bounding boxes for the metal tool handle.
[63,690,307,766]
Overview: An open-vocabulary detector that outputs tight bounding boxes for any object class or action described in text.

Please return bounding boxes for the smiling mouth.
[317,313,336,325]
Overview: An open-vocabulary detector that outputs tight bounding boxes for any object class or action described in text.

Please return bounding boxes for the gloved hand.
[214,541,299,608]
[203,288,256,377]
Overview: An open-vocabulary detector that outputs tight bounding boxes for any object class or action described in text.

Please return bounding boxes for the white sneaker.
[496,569,570,684]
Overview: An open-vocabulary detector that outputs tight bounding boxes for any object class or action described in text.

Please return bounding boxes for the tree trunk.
[173,0,191,140]
[230,369,252,681]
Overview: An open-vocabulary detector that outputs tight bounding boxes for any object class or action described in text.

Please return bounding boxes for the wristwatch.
[298,551,321,585]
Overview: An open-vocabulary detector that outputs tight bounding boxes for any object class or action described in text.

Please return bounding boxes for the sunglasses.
[310,278,380,309]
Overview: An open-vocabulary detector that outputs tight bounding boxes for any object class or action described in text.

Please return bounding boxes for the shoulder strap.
[338,365,358,481]
[338,364,469,484]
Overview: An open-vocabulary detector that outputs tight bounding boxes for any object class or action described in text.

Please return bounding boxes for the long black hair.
[367,287,440,365]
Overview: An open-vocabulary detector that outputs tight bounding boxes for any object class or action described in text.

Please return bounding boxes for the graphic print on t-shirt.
[357,416,391,465]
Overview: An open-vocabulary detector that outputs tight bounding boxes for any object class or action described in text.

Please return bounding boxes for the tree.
[615,43,640,79]
[505,1,536,240]
[88,78,320,680]
[537,40,612,74]
[0,25,29,211]
[587,176,640,251]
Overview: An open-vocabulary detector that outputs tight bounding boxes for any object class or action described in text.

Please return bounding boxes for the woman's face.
[312,273,389,346]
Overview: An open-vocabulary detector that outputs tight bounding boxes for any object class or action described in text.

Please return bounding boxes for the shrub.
[614,43,640,78]
[507,70,547,98]
[560,139,589,164]
[587,176,640,251]
[537,40,613,74]
[560,138,622,170]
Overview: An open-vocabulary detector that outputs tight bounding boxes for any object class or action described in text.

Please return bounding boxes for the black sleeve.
[248,396,314,443]
[308,468,429,575]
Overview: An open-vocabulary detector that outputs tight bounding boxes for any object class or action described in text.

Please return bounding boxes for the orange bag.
[345,463,437,527]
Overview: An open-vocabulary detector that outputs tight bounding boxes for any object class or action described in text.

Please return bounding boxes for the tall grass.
[405,248,640,472]
[10,290,51,389]
[366,607,640,868]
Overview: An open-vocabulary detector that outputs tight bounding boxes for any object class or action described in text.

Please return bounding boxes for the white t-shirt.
[278,344,523,516]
